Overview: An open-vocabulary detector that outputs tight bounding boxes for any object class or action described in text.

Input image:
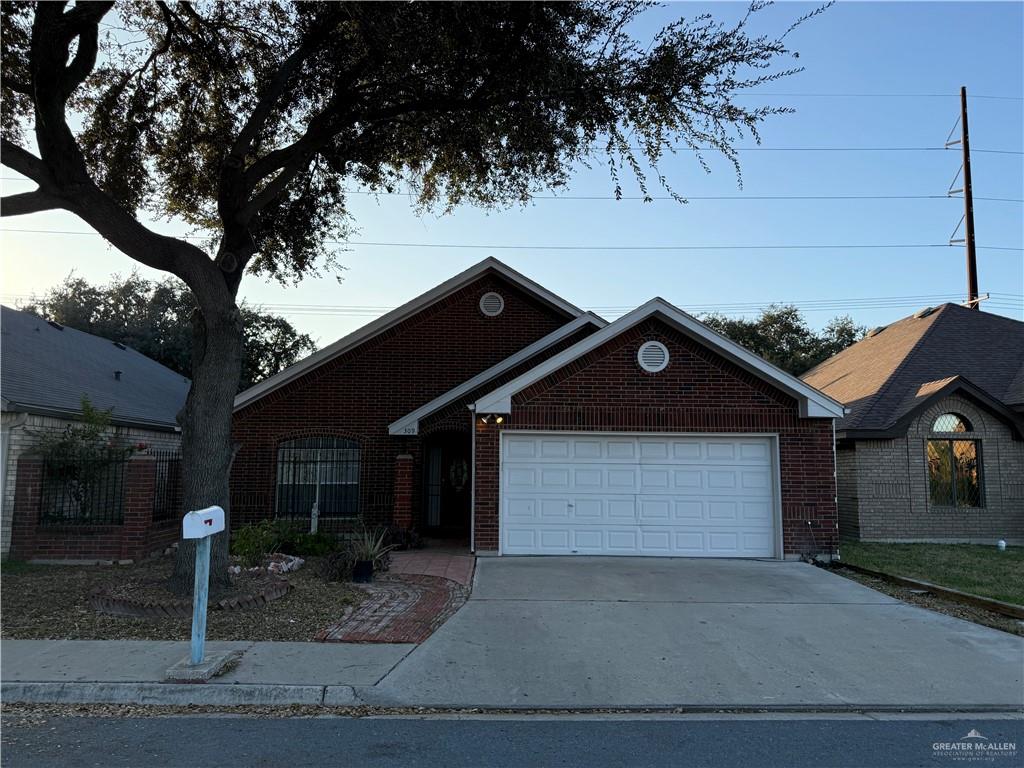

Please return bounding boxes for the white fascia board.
[388,313,606,435]
[235,257,588,411]
[475,298,846,419]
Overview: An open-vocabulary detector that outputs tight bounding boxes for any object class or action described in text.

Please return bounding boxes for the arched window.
[931,413,972,433]
[926,413,982,508]
[275,437,360,520]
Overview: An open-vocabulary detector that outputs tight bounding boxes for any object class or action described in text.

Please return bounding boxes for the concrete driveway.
[369,557,1024,709]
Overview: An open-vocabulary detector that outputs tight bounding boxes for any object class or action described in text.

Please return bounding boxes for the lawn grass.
[0,558,43,576]
[840,542,1024,606]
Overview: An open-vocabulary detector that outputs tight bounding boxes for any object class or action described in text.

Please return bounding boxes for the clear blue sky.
[1,1,1021,347]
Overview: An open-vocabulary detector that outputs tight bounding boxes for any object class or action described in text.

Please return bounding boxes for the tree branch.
[0,190,65,217]
[61,3,110,97]
[0,139,52,185]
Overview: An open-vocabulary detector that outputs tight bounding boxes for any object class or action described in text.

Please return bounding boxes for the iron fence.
[151,450,183,523]
[39,450,127,526]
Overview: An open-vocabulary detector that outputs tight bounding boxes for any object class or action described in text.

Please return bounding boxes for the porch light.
[495,416,504,424]
[480,414,491,424]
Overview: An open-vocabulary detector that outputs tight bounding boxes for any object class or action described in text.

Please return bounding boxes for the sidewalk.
[1,639,414,706]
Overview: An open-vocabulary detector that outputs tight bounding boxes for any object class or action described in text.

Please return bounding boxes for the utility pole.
[958,86,980,309]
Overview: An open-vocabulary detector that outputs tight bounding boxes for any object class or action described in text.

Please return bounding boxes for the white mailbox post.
[182,505,225,666]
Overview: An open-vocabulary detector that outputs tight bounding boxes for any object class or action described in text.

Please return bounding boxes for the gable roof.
[388,313,607,435]
[1,305,190,431]
[475,298,846,419]
[801,303,1024,434]
[234,258,587,411]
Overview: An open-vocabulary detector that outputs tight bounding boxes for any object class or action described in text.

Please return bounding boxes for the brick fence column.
[393,454,414,529]
[121,458,157,561]
[10,456,43,560]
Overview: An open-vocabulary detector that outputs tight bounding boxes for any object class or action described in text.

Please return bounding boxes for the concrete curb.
[1,682,330,706]
[5,682,1021,713]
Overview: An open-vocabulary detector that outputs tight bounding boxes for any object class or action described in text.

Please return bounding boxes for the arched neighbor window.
[926,413,982,508]
[275,437,360,520]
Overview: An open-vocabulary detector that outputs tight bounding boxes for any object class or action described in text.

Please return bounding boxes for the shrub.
[384,525,423,551]
[318,550,356,582]
[231,520,281,567]
[232,520,342,565]
[282,530,339,557]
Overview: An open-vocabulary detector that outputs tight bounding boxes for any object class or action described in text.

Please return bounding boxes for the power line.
[3,179,1019,204]
[619,147,1023,154]
[4,291,1019,320]
[730,91,1024,101]
[329,191,1024,203]
[1,227,1021,251]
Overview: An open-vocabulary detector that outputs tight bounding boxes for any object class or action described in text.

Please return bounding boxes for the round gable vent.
[479,292,505,317]
[637,341,669,373]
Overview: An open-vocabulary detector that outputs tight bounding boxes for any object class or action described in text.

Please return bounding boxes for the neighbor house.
[802,304,1024,544]
[1,305,190,558]
[231,258,845,559]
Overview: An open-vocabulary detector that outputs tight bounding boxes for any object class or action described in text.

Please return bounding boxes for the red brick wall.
[419,324,599,436]
[10,457,177,561]
[230,272,576,530]
[472,318,838,556]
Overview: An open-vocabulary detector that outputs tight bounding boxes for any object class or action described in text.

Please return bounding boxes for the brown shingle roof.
[801,304,1024,432]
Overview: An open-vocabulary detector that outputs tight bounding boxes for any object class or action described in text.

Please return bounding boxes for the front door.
[424,432,471,536]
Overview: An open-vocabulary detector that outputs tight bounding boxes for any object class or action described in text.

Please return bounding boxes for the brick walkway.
[316,551,475,644]
[387,550,476,587]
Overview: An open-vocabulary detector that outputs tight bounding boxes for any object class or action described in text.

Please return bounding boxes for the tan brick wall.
[844,395,1024,543]
[836,444,859,540]
[1,412,180,556]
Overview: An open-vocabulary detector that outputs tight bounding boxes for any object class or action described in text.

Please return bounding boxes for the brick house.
[231,258,845,559]
[1,305,189,560]
[802,304,1024,544]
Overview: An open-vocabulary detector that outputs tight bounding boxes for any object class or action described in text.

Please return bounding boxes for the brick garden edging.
[837,562,1024,620]
[89,578,290,619]
[317,574,469,644]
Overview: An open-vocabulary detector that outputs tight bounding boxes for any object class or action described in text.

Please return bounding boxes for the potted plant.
[350,525,394,583]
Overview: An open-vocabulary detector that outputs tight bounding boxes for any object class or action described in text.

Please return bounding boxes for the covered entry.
[423,431,472,538]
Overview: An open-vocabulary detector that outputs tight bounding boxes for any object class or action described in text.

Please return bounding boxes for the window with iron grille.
[275,437,360,519]
[926,413,982,508]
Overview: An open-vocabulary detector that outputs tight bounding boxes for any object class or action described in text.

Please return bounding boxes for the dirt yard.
[0,556,363,642]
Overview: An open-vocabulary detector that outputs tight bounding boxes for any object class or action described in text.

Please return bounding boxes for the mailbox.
[182,506,225,539]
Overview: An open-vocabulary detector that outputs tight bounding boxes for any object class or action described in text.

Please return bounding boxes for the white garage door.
[500,433,778,557]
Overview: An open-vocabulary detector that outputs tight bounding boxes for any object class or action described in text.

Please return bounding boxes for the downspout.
[468,404,476,554]
[832,417,839,561]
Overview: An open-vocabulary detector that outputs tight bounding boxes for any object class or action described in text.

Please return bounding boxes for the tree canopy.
[2,1,827,286]
[23,274,317,392]
[701,305,865,376]
[1,0,829,589]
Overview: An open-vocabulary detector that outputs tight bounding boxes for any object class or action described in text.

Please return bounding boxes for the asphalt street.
[2,714,1021,768]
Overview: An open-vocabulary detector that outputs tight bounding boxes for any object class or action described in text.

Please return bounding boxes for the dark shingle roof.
[801,303,1024,433]
[1,305,189,430]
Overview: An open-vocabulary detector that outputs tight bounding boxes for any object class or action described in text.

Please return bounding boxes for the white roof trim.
[474,298,846,419]
[235,258,587,410]
[388,313,607,436]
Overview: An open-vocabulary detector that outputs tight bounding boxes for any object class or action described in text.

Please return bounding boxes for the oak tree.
[1,1,826,590]
[702,306,865,376]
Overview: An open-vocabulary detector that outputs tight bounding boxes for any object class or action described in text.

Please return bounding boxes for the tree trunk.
[168,305,244,596]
